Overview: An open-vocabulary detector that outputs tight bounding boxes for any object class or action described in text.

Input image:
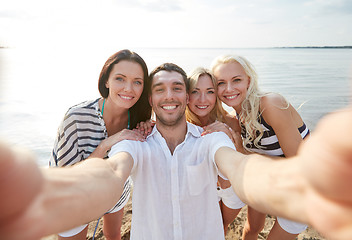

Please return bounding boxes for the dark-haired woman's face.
[105,60,144,109]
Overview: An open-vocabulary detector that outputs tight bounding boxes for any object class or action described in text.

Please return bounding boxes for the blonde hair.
[211,55,265,150]
[186,67,227,126]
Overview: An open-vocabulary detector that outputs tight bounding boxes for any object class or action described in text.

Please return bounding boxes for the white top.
[109,122,236,240]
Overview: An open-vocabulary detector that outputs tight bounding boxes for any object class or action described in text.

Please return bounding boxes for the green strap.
[101,98,106,116]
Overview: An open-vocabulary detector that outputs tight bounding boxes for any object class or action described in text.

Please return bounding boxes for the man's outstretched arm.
[0,143,133,240]
[215,107,352,240]
[215,145,307,223]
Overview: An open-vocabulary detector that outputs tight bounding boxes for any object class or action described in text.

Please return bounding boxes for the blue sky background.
[1,0,352,48]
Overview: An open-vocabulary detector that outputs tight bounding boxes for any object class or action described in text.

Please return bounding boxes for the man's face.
[149,70,189,127]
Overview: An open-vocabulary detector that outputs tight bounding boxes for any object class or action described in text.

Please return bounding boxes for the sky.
[1,0,352,49]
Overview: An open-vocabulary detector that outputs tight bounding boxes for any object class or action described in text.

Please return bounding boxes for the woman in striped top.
[211,55,310,240]
[49,49,152,240]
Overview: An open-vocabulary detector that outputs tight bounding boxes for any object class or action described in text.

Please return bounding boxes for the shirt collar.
[186,122,202,138]
[147,121,203,140]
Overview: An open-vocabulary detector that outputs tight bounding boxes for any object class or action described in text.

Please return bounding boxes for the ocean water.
[1,47,351,166]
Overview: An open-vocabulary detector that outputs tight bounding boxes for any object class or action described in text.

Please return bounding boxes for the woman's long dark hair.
[98,49,151,129]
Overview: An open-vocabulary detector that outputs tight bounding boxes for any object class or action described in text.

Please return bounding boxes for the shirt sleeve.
[49,112,81,167]
[209,132,236,158]
[109,140,137,173]
[207,132,236,180]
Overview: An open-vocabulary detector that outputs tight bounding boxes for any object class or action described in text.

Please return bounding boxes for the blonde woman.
[185,67,245,234]
[211,55,310,240]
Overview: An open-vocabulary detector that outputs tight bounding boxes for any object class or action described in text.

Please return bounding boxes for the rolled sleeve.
[207,132,235,180]
[109,140,138,172]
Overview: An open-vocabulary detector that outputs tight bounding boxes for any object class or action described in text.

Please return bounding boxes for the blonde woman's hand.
[202,121,228,136]
[202,121,245,153]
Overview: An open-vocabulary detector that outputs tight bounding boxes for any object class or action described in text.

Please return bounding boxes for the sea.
[1,47,351,167]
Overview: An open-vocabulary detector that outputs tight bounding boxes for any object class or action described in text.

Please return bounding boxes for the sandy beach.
[42,192,327,240]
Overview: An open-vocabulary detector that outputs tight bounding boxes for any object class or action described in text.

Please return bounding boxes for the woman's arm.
[89,129,146,158]
[224,114,248,154]
[90,119,154,159]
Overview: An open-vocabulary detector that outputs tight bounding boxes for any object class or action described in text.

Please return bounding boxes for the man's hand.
[0,142,44,240]
[299,107,352,240]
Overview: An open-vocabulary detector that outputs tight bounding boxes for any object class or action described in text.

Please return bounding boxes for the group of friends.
[0,49,352,240]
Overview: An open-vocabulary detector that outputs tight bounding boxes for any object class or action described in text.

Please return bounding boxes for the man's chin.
[156,114,185,127]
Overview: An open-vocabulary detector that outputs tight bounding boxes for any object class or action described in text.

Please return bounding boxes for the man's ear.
[148,95,152,107]
[186,93,189,105]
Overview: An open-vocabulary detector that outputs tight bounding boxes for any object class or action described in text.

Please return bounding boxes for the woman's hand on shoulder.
[135,120,155,137]
[109,129,146,143]
[202,121,229,136]
[92,129,146,158]
[202,121,246,154]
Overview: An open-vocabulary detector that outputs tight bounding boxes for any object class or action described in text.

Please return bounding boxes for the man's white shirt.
[109,122,237,240]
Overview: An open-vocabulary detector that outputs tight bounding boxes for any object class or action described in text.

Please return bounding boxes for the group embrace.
[1,49,351,240]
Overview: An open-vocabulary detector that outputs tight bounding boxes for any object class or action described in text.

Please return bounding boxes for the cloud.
[141,0,184,12]
[0,10,23,19]
[0,0,351,48]
[305,0,352,16]
[324,0,352,15]
[112,0,184,12]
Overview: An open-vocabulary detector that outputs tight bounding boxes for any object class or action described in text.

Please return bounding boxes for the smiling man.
[149,66,189,128]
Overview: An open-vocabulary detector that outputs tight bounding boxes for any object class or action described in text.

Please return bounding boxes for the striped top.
[240,114,310,157]
[50,98,108,167]
[49,98,132,213]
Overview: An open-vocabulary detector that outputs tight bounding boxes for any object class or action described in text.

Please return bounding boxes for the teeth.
[120,95,133,100]
[196,105,208,109]
[226,95,237,100]
[162,105,176,110]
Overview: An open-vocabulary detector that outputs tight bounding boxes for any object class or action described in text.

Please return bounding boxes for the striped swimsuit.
[240,114,310,157]
[50,98,131,213]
